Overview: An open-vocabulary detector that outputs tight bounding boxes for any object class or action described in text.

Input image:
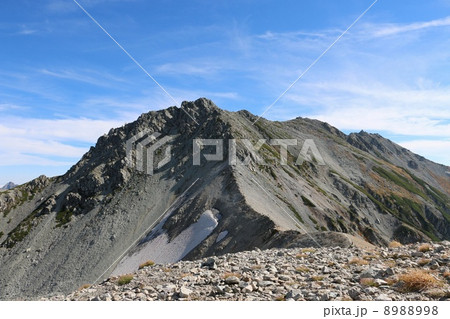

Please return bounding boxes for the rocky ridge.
[0,98,449,299]
[44,241,450,301]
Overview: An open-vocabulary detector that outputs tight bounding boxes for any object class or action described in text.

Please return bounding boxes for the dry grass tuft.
[385,277,398,286]
[417,258,431,266]
[418,243,432,252]
[117,274,134,286]
[138,260,155,269]
[78,284,91,291]
[348,257,369,265]
[360,278,378,287]
[398,269,442,292]
[295,266,310,273]
[362,254,377,260]
[311,275,324,281]
[223,272,241,279]
[388,240,403,248]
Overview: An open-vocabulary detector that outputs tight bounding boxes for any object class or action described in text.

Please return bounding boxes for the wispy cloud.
[46,0,139,14]
[399,139,450,166]
[155,62,226,77]
[279,81,450,137]
[0,103,27,112]
[17,28,38,35]
[0,117,123,166]
[40,68,126,87]
[372,16,450,37]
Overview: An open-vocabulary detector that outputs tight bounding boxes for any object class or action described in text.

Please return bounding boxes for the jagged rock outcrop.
[0,98,448,300]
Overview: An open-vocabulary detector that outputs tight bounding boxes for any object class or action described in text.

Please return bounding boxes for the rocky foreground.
[44,242,450,301]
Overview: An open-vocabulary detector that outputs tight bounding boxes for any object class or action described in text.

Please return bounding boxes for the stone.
[161,284,176,293]
[383,267,395,277]
[374,279,387,286]
[179,287,192,298]
[201,258,216,270]
[427,260,440,270]
[258,281,274,287]
[242,285,253,293]
[375,294,392,301]
[225,276,240,285]
[348,288,361,300]
[285,289,302,300]
[360,267,381,279]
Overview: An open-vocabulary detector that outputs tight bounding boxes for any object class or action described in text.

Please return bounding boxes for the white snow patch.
[215,230,228,243]
[112,209,219,275]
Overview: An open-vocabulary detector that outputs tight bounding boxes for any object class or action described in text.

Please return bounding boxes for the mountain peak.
[0,182,16,190]
[180,98,221,119]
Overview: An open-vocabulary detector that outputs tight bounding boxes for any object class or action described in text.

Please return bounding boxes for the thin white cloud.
[46,0,139,13]
[17,29,38,35]
[372,16,450,37]
[40,68,126,87]
[280,81,450,137]
[0,103,27,112]
[0,117,123,167]
[156,62,225,76]
[258,30,332,40]
[399,139,450,166]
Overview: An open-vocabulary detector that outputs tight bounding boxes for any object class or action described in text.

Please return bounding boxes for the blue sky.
[1,0,450,185]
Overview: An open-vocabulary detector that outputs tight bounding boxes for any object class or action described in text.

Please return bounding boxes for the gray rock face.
[0,98,449,299]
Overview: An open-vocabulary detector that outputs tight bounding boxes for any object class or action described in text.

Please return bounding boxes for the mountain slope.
[0,98,448,299]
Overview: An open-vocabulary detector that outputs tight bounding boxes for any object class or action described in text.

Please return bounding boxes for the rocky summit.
[0,98,449,300]
[44,241,450,301]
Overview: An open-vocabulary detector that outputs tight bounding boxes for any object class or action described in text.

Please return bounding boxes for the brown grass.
[417,258,431,266]
[384,260,396,267]
[398,270,441,292]
[301,248,316,253]
[311,275,324,281]
[388,240,403,248]
[295,266,310,273]
[360,278,378,287]
[348,257,369,265]
[418,243,432,252]
[138,260,155,269]
[385,278,398,286]
[223,272,241,279]
[78,284,91,291]
[117,274,134,286]
[362,254,377,260]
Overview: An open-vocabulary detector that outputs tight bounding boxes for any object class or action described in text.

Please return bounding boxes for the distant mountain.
[0,182,16,190]
[0,98,448,299]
